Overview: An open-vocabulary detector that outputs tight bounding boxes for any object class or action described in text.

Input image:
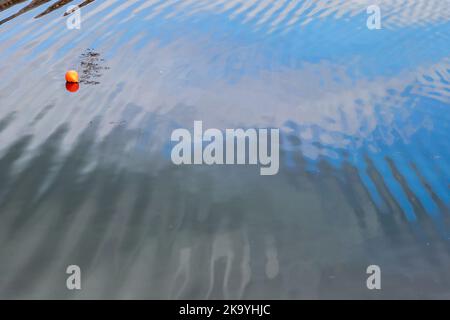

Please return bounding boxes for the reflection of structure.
[0,108,448,299]
[0,0,26,12]
[63,0,93,16]
[2,0,450,29]
[0,0,50,25]
[0,0,96,25]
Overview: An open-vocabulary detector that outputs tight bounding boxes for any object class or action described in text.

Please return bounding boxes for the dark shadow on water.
[0,112,16,133]
[0,108,449,298]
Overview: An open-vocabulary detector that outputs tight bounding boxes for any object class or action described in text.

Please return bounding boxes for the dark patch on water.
[79,48,109,85]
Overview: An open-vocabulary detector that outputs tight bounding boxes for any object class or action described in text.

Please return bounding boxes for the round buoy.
[65,70,79,83]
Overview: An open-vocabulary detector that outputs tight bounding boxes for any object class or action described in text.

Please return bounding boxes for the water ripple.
[0,0,449,299]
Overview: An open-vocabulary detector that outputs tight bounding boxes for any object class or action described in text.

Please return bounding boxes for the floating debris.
[79,48,109,85]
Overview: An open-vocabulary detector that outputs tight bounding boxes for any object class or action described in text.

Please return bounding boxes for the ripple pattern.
[0,0,449,299]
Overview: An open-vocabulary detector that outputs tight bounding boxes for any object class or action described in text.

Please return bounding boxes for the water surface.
[0,0,449,299]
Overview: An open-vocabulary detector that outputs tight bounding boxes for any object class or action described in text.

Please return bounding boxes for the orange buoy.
[66,82,79,93]
[65,70,79,83]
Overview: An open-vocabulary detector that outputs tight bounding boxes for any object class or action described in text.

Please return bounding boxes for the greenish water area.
[0,0,449,299]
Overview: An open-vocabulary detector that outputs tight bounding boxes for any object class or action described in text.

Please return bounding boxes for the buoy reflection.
[66,82,79,93]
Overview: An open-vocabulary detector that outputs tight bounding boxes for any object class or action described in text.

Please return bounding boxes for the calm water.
[0,0,449,299]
